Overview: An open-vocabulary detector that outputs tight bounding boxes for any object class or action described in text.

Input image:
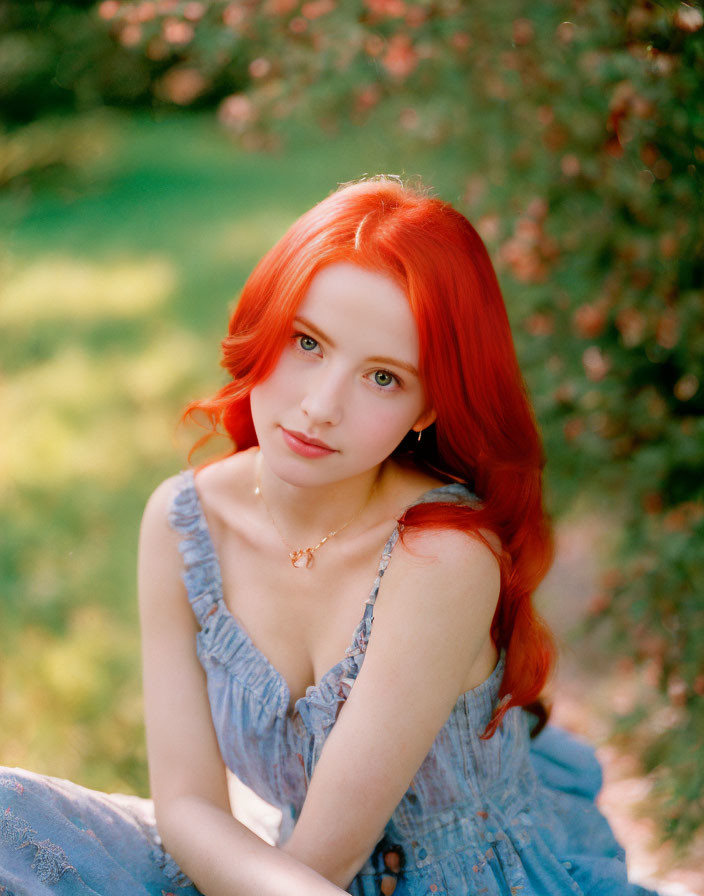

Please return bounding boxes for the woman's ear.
[412,408,437,433]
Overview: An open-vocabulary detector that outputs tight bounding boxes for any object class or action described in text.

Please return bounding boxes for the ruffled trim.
[296,606,506,757]
[293,522,402,743]
[410,482,480,507]
[167,470,224,626]
[460,650,506,720]
[167,472,492,741]
[167,470,289,714]
[150,832,195,889]
[197,606,288,709]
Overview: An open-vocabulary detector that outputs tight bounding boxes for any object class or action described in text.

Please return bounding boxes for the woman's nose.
[299,370,344,427]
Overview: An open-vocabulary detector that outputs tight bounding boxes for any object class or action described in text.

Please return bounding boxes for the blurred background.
[0,0,702,891]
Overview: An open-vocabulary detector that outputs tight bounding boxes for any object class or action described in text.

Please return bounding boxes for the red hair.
[181,176,555,737]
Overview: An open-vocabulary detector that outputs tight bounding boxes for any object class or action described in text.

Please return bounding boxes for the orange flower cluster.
[499,199,558,284]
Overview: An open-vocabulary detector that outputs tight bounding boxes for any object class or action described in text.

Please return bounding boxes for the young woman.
[0,177,657,895]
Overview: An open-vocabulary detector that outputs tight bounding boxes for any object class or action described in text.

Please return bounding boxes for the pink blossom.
[582,346,610,382]
[163,19,194,45]
[561,154,580,176]
[98,1,121,19]
[159,68,208,105]
[512,18,534,46]
[223,3,247,27]
[655,311,679,349]
[615,308,646,347]
[302,0,336,19]
[135,2,157,22]
[289,16,308,33]
[476,214,500,242]
[218,94,255,130]
[674,373,699,402]
[265,0,298,13]
[674,3,703,32]
[399,106,419,130]
[364,34,385,57]
[183,2,206,21]
[524,312,554,337]
[382,34,418,79]
[249,57,272,78]
[119,23,142,46]
[573,303,607,339]
[450,32,471,51]
[365,0,406,17]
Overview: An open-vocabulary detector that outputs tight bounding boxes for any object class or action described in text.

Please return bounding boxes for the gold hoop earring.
[417,429,422,442]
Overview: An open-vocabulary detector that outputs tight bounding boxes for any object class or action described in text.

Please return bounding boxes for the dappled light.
[2,606,143,791]
[1,328,204,488]
[215,212,297,263]
[0,254,176,325]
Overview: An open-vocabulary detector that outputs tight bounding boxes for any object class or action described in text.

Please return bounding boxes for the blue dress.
[0,471,658,896]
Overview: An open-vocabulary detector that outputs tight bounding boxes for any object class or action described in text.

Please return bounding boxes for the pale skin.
[138,263,500,895]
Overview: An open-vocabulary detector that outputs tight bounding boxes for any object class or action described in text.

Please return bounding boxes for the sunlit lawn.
[0,111,470,794]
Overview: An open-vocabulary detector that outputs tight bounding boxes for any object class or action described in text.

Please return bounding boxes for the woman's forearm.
[158,795,350,896]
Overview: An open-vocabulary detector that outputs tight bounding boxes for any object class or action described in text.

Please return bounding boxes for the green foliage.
[0,0,250,188]
[0,0,247,125]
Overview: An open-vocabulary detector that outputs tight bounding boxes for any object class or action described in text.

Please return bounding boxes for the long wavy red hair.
[181,176,555,737]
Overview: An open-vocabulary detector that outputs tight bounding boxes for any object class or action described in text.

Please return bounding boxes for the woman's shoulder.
[189,448,259,525]
[139,450,254,538]
[151,449,257,512]
[371,470,500,690]
[384,458,453,503]
[141,472,183,531]
[384,458,475,513]
[191,447,258,490]
[385,460,500,558]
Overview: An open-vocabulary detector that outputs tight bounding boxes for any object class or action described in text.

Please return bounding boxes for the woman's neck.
[254,450,389,547]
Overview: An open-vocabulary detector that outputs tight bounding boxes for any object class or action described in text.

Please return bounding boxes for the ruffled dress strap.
[291,480,481,747]
[348,481,480,661]
[364,480,480,615]
[167,469,224,628]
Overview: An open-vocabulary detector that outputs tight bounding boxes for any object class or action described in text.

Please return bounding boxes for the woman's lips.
[280,428,336,458]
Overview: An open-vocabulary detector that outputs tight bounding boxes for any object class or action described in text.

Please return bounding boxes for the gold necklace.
[254,451,379,569]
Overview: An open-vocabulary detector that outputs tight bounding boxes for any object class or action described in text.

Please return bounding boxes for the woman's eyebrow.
[293,315,419,377]
[366,355,419,377]
[294,316,336,347]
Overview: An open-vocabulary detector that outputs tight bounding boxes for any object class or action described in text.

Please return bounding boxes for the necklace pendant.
[290,548,314,569]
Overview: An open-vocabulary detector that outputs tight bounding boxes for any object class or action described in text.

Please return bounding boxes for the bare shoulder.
[385,457,447,502]
[189,448,259,522]
[387,459,502,561]
[141,472,184,524]
[395,524,500,597]
[137,473,193,619]
[365,523,500,697]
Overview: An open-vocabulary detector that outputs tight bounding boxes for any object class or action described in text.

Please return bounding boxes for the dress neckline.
[183,469,474,720]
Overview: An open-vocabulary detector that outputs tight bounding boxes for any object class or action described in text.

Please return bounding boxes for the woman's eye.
[297,334,319,352]
[372,370,398,388]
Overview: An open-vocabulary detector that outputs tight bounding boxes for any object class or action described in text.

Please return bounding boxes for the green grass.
[0,109,469,794]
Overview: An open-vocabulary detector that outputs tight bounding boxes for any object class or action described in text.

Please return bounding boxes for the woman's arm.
[280,528,501,888]
[138,478,347,896]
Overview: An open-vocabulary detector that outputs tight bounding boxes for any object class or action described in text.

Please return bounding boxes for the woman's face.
[250,261,435,488]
